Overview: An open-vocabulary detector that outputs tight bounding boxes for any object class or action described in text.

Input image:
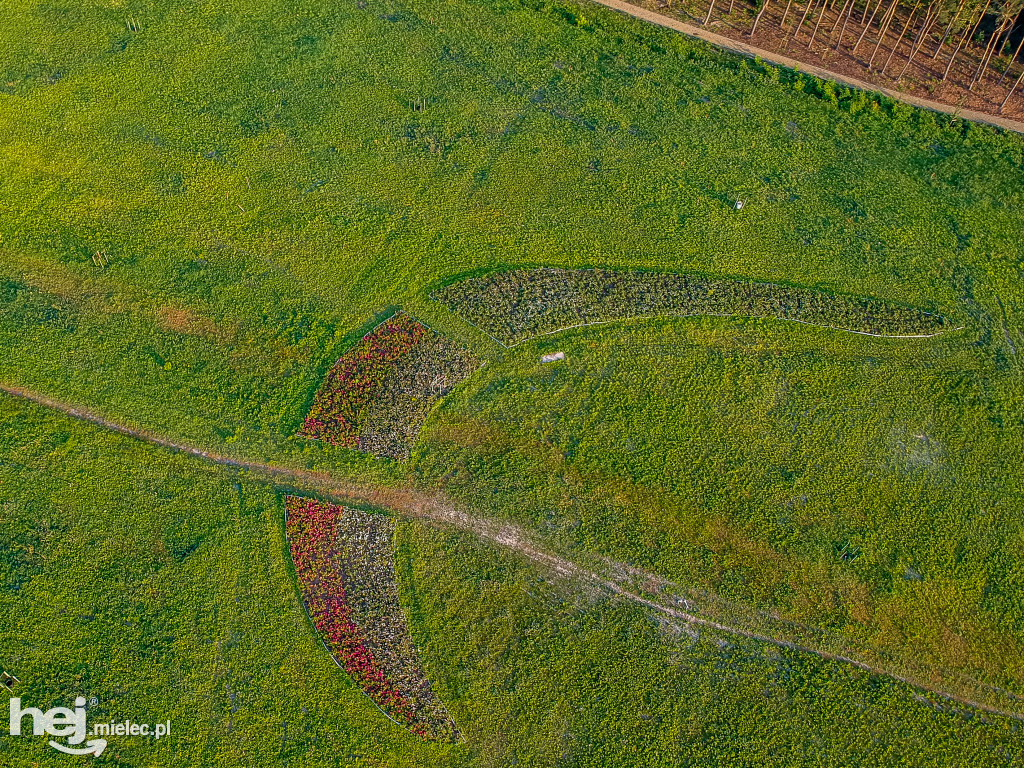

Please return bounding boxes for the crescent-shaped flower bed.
[286,496,460,741]
[431,268,950,346]
[299,313,478,459]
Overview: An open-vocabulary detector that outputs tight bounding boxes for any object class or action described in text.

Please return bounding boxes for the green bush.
[434,268,948,346]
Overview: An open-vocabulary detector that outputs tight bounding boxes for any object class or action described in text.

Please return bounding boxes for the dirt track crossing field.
[2,382,1022,721]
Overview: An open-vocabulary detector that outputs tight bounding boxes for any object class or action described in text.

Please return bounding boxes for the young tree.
[1000,62,1024,109]
[943,0,993,80]
[868,0,908,68]
[998,16,1024,84]
[896,1,942,79]
[882,0,924,72]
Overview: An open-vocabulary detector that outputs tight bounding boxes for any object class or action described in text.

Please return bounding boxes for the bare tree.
[752,0,772,33]
[868,0,907,68]
[1000,62,1024,109]
[943,0,993,80]
[897,1,942,79]
[998,17,1024,84]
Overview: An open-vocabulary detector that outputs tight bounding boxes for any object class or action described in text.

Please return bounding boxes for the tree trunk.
[855,0,888,52]
[1000,65,1024,111]
[998,23,1024,85]
[883,2,922,73]
[897,3,940,80]
[963,0,994,47]
[781,0,796,26]
[786,0,821,48]
[862,0,883,24]
[868,0,902,69]
[808,0,832,46]
[943,0,993,81]
[987,17,1016,80]
[941,32,968,79]
[704,0,716,25]
[829,0,854,38]
[751,0,771,34]
[982,20,1011,80]
[835,0,856,47]
[970,15,1010,89]
[933,0,968,59]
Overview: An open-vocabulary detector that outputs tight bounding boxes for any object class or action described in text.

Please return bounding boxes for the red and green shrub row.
[432,268,949,345]
[299,313,478,459]
[300,313,428,449]
[285,496,460,741]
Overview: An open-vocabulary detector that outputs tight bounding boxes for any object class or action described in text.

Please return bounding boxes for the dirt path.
[586,0,1024,135]
[2,382,1022,720]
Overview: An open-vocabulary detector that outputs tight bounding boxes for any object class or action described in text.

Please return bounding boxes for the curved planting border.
[431,268,952,347]
[300,312,479,459]
[285,496,461,742]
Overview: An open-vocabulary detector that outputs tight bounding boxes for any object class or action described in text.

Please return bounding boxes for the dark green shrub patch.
[433,268,949,346]
[359,332,481,461]
[286,496,460,741]
[300,314,478,459]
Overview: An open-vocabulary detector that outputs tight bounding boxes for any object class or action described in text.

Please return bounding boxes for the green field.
[4,397,1023,766]
[2,0,1024,763]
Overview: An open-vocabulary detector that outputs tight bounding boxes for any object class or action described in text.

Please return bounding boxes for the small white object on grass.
[735,200,743,210]
[541,351,565,363]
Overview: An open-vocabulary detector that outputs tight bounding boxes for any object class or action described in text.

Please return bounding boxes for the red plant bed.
[286,496,414,723]
[299,313,429,447]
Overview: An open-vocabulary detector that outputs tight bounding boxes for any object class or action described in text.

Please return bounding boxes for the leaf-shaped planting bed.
[286,496,460,742]
[432,268,949,346]
[300,312,479,459]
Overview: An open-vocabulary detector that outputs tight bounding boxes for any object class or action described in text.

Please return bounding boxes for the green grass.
[414,312,1024,693]
[0,398,456,767]
[2,397,1023,766]
[1,0,1024,761]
